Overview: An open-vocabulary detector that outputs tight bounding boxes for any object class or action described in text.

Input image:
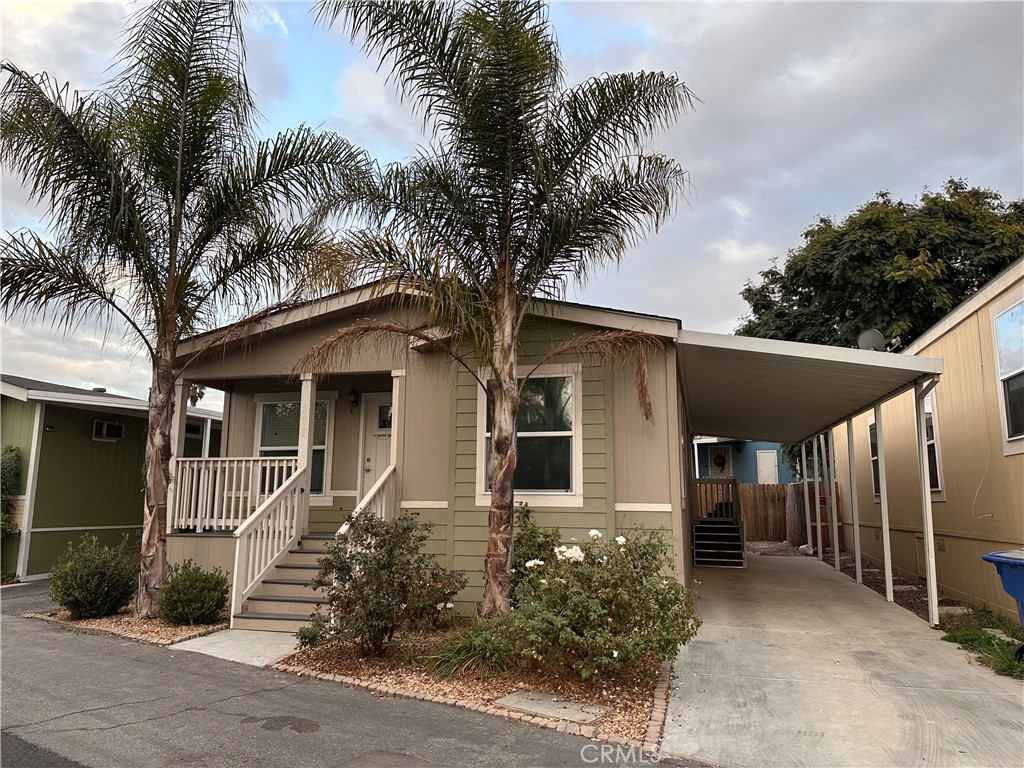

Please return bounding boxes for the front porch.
[166,370,402,630]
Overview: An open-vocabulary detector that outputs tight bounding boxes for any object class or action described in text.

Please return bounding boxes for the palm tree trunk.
[480,303,519,618]
[136,357,176,618]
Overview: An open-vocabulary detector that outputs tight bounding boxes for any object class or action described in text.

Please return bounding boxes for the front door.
[708,444,732,478]
[358,392,393,499]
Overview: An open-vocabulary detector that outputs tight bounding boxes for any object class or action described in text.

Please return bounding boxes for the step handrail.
[338,464,396,535]
[230,467,308,622]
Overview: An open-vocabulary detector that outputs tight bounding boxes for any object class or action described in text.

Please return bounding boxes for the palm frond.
[521,329,669,421]
[0,232,156,358]
[296,318,485,387]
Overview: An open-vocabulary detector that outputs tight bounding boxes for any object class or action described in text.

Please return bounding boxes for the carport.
[677,330,944,626]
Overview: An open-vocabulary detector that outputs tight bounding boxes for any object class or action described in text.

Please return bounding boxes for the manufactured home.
[832,259,1024,619]
[0,375,221,579]
[166,287,943,631]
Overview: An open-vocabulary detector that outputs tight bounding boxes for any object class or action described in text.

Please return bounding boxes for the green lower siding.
[27,526,143,576]
[1,533,20,574]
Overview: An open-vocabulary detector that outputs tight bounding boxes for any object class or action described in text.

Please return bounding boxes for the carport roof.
[678,330,943,444]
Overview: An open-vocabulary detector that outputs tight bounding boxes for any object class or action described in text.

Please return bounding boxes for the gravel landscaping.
[280,626,666,744]
[28,608,228,645]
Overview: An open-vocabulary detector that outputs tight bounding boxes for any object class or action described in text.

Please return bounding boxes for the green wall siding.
[1,395,37,494]
[33,405,147,531]
[28,527,142,576]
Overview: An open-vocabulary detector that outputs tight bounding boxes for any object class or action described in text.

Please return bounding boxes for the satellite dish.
[857,329,886,352]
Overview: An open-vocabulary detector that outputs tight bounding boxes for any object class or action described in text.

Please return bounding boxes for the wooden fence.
[740,481,840,546]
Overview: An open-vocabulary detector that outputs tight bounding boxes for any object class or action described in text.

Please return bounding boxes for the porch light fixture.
[349,389,361,411]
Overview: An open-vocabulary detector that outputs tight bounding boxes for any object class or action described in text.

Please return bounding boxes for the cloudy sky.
[2,0,1022,412]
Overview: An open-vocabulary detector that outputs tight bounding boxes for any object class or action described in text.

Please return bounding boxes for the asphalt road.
[1,591,693,768]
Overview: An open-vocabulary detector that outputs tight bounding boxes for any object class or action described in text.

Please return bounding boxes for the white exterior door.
[358,393,393,498]
[757,450,779,484]
[708,445,732,478]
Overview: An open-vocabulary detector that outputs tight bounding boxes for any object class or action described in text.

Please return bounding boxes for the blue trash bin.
[981,549,1024,662]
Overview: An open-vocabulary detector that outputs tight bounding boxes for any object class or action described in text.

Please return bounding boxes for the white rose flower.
[436,602,445,610]
[615,535,626,545]
[446,602,454,609]
[612,650,619,658]
[525,559,545,568]
[588,529,602,540]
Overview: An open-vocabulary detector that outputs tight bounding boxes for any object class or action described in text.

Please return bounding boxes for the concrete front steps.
[232,533,332,633]
[693,518,746,568]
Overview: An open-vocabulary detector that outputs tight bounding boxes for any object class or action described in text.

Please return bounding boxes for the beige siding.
[167,533,236,576]
[833,278,1024,617]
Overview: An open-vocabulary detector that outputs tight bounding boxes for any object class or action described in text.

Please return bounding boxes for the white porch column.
[915,380,940,627]
[874,404,894,602]
[15,402,45,579]
[800,442,813,554]
[297,374,317,532]
[812,436,822,561]
[166,377,190,534]
[820,433,838,570]
[846,419,863,584]
[827,431,840,571]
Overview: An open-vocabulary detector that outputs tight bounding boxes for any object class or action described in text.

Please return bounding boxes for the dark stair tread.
[275,563,319,570]
[233,612,309,621]
[262,578,319,586]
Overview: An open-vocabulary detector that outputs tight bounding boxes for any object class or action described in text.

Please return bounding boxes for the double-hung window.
[476,364,583,507]
[923,394,943,495]
[993,298,1024,450]
[868,420,880,496]
[256,398,331,494]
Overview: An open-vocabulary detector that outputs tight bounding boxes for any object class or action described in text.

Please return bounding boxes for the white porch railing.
[170,457,298,532]
[230,467,309,622]
[340,464,396,533]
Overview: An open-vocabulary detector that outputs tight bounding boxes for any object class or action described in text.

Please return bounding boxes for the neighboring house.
[163,285,942,631]
[832,259,1024,619]
[693,438,798,484]
[0,375,221,579]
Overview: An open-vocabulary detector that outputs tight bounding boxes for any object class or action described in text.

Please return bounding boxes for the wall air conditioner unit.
[93,419,125,442]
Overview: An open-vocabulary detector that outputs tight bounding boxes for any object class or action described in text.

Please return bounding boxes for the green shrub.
[157,560,229,625]
[1,446,21,539]
[49,535,137,619]
[510,504,561,597]
[510,528,701,679]
[304,513,467,656]
[430,618,520,678]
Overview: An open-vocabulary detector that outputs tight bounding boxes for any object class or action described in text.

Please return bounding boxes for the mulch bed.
[278,626,671,748]
[27,609,228,645]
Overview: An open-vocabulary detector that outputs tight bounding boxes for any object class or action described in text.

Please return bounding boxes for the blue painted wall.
[695,441,798,484]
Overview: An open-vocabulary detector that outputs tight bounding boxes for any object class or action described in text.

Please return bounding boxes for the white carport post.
[822,432,839,571]
[915,379,941,627]
[297,373,317,533]
[800,443,813,555]
[874,404,894,602]
[846,419,863,584]
[812,437,823,561]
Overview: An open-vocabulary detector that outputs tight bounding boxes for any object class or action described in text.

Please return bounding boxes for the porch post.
[166,377,190,534]
[297,373,317,532]
[201,417,212,458]
[915,380,940,627]
[874,404,894,602]
[812,436,822,561]
[826,432,840,571]
[846,419,863,584]
[819,433,836,568]
[800,442,813,554]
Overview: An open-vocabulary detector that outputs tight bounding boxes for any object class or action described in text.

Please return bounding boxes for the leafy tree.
[737,179,1024,350]
[1,446,21,539]
[307,0,692,615]
[0,1,371,616]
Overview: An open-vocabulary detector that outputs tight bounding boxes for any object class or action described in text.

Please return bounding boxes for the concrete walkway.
[662,555,1024,768]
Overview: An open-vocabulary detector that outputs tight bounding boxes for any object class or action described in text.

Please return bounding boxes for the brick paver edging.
[24,612,228,646]
[270,658,674,757]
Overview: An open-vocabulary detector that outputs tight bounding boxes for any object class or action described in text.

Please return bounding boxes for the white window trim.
[924,393,945,502]
[475,363,584,508]
[990,295,1024,456]
[868,414,880,499]
[253,391,338,498]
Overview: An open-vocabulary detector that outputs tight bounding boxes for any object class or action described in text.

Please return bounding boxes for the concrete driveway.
[662,556,1024,768]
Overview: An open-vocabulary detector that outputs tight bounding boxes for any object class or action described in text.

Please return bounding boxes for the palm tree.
[307,0,694,616]
[0,0,372,616]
